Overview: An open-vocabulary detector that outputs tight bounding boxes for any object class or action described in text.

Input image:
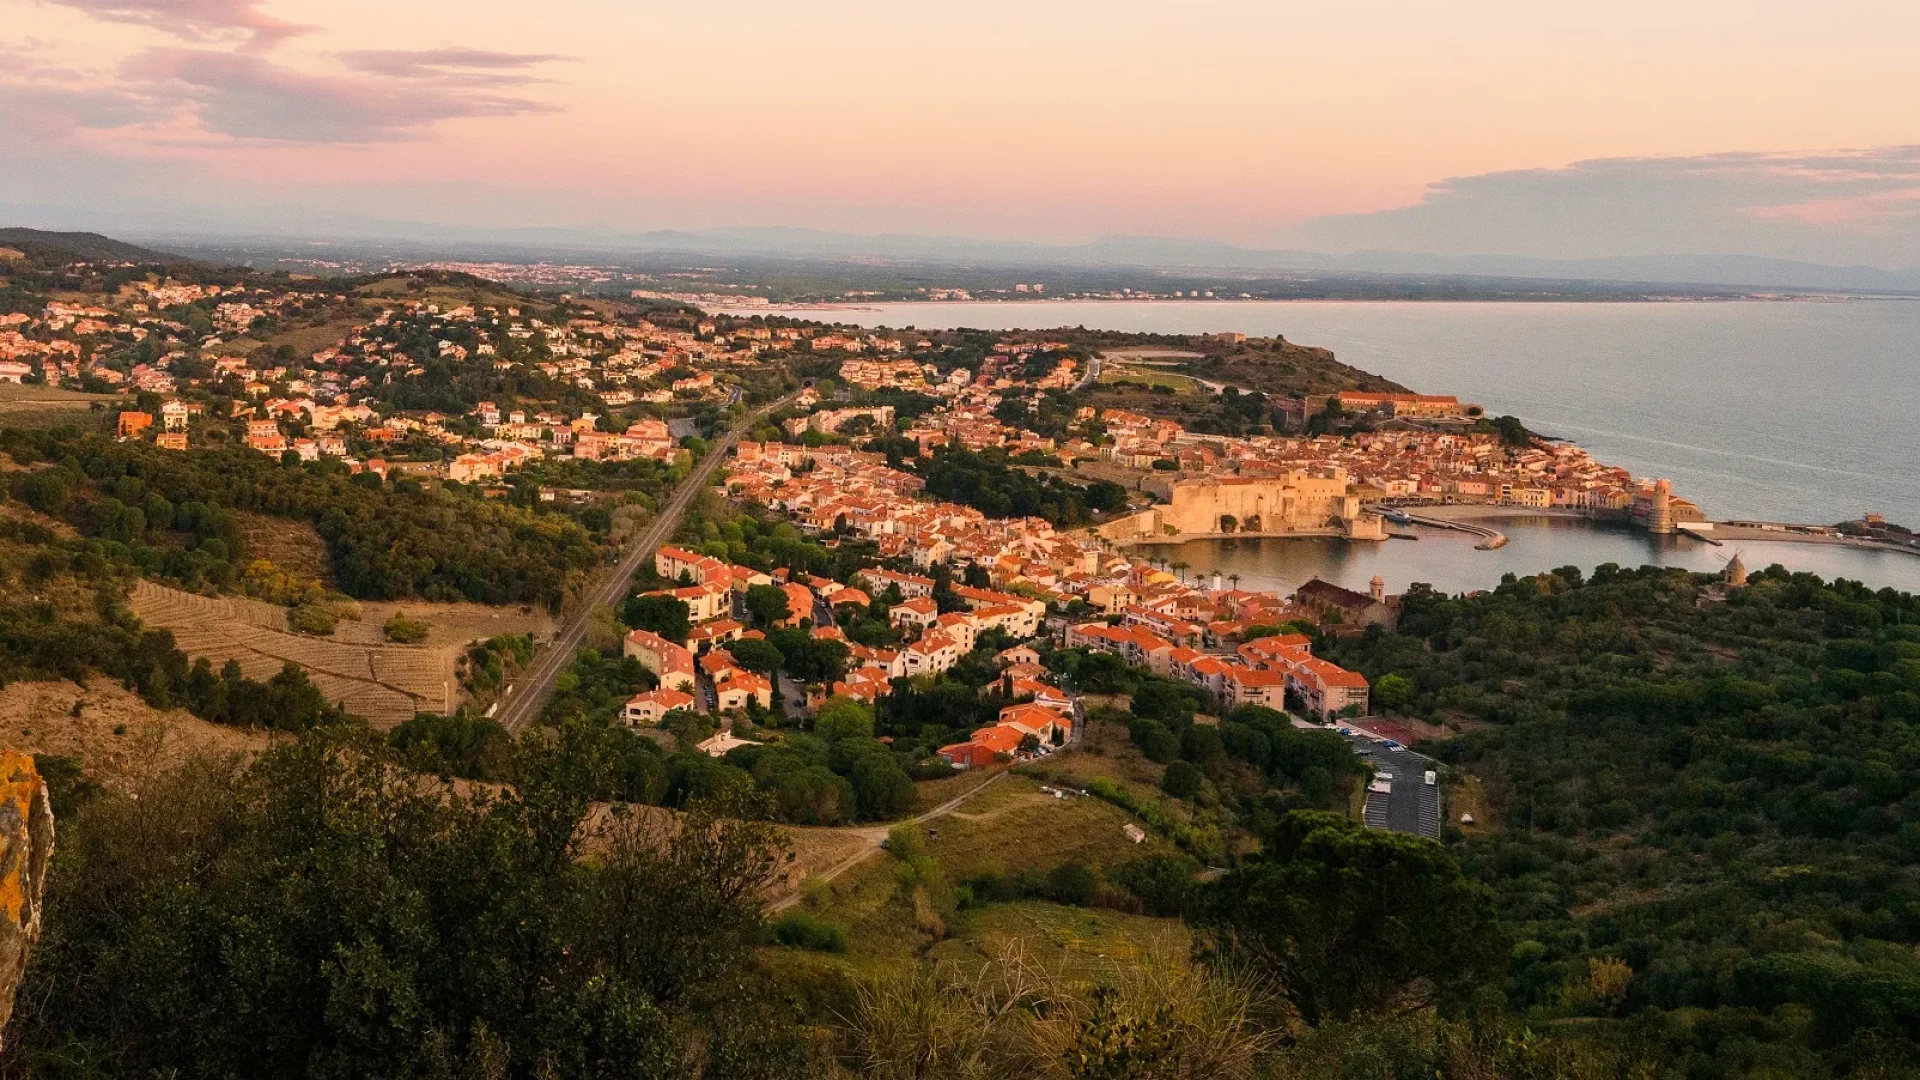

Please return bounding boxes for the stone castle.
[1097,470,1386,542]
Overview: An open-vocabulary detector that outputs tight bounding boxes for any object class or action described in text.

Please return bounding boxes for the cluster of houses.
[1095,404,1702,520]
[1065,624,1369,719]
[19,273,762,485]
[937,646,1075,770]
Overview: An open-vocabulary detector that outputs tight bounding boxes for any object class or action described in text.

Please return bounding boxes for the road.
[768,769,1007,913]
[494,391,793,733]
[1073,354,1103,392]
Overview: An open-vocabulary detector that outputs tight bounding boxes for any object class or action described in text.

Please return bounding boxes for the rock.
[0,752,53,1050]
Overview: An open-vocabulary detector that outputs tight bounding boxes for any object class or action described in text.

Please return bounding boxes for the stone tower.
[1649,479,1674,535]
[1370,575,1386,603]
[1725,552,1748,588]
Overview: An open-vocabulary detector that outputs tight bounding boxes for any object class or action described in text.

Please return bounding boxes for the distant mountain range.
[239,223,1917,294]
[12,217,1919,295]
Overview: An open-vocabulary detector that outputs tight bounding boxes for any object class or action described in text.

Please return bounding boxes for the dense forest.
[1323,563,1920,1074]
[1,429,603,606]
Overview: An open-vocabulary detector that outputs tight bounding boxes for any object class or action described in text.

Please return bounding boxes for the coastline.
[719,295,1916,317]
[1708,524,1920,558]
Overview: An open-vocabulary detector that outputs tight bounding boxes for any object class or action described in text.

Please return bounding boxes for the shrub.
[1161,760,1204,800]
[288,603,336,636]
[1046,860,1100,906]
[1129,719,1180,764]
[771,911,848,952]
[1107,852,1199,917]
[382,614,430,643]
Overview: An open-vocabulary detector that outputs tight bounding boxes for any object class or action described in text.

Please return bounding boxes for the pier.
[1400,513,1508,550]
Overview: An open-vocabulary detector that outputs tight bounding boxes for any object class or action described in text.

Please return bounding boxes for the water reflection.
[1135,516,1920,597]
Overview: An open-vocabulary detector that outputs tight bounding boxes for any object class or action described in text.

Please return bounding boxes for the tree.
[745,584,791,626]
[728,637,785,676]
[767,627,849,683]
[1373,672,1413,712]
[1107,852,1199,917]
[1131,678,1200,727]
[1194,811,1504,1025]
[1129,718,1180,764]
[814,696,875,742]
[622,592,692,643]
[1161,759,1204,799]
[1083,480,1128,514]
[839,742,916,820]
[8,722,808,1076]
[1017,733,1041,756]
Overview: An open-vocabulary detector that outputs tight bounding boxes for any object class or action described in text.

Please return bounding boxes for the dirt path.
[768,769,1008,912]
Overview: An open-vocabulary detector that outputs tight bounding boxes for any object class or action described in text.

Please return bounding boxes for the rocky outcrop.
[0,752,52,1050]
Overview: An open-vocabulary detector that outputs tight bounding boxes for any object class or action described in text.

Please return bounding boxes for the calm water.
[1136,517,1920,598]
[748,299,1920,593]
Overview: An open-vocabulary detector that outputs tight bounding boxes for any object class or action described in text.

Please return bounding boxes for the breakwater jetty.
[1400,513,1508,550]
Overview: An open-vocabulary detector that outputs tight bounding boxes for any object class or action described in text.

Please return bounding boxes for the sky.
[4,0,1919,266]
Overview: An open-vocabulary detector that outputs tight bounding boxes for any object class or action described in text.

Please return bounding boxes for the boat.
[1382,508,1413,525]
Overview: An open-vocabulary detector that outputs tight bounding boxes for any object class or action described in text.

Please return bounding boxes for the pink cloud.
[121,47,561,143]
[39,0,313,52]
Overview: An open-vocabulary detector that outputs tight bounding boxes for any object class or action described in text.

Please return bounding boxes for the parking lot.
[1334,726,1441,840]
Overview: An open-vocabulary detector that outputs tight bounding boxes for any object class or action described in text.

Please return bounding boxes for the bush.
[1161,760,1204,800]
[1129,718,1180,763]
[771,911,848,952]
[1046,860,1100,906]
[382,614,430,643]
[288,602,336,635]
[1107,852,1199,917]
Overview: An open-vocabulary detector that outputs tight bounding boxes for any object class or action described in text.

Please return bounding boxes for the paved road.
[1073,354,1103,392]
[494,391,796,733]
[768,770,1008,912]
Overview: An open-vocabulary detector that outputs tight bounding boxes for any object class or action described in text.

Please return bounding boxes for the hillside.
[0,228,188,265]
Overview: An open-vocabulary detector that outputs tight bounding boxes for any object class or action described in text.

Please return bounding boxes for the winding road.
[494,391,795,733]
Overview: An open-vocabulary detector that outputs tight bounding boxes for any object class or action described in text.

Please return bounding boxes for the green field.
[772,772,1187,982]
[1098,364,1207,393]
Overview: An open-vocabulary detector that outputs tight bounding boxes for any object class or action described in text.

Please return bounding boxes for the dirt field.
[238,313,372,360]
[127,580,554,727]
[0,383,119,429]
[0,679,270,789]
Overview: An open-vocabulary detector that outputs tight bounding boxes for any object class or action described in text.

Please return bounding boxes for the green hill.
[0,227,189,265]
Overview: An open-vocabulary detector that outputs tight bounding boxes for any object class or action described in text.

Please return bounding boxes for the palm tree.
[1228,573,1241,592]
[1172,560,1190,583]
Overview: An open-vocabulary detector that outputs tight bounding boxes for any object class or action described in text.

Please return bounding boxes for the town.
[0,254,1709,780]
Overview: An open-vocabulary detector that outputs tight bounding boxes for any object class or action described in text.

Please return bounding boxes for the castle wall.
[1161,473,1358,535]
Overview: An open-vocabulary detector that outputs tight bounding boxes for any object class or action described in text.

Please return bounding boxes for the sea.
[740,299,1920,595]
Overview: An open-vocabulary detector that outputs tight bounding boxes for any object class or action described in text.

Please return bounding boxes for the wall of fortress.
[1095,473,1383,542]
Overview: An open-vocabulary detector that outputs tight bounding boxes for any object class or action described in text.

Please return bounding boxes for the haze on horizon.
[3,0,1918,270]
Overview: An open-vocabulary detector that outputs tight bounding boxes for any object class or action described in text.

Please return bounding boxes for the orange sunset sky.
[4,0,1918,264]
